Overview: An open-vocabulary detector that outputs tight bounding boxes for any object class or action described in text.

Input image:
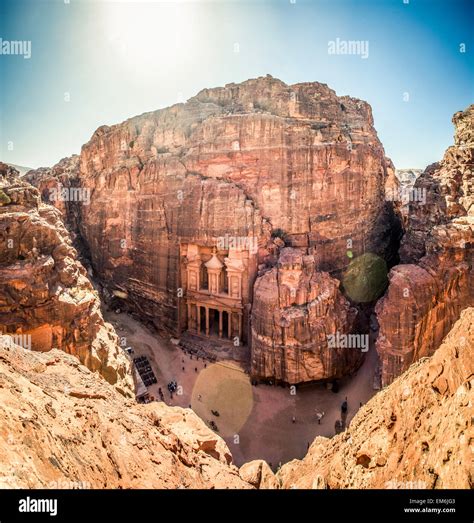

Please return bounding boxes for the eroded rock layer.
[0,164,132,395]
[277,308,474,489]
[27,75,399,338]
[251,248,363,383]
[376,105,474,386]
[0,337,250,489]
[400,105,473,263]
[1,308,471,489]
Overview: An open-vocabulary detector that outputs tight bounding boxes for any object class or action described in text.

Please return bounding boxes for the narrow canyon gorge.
[1,77,472,490]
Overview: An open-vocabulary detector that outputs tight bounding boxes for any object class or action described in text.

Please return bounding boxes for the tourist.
[292,416,296,423]
[316,411,325,424]
[341,397,348,414]
[195,367,197,373]
[198,394,202,401]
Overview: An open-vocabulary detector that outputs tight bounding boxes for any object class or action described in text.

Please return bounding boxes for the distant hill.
[6,163,33,177]
[395,168,423,187]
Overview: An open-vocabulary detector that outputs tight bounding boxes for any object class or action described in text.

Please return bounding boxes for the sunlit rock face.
[277,308,474,489]
[376,105,474,386]
[24,155,80,218]
[0,163,132,396]
[251,248,363,384]
[0,337,251,489]
[26,75,401,384]
[400,105,473,263]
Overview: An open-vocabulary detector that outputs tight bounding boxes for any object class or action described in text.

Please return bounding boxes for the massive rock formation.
[277,308,473,489]
[24,155,80,218]
[26,75,401,385]
[0,164,132,395]
[1,307,471,490]
[400,105,473,263]
[0,336,250,489]
[376,105,473,386]
[251,247,363,383]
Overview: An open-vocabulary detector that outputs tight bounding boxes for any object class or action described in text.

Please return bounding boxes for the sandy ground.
[105,310,378,470]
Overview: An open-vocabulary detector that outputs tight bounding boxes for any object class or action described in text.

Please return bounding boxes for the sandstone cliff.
[27,75,400,317]
[0,336,250,489]
[376,105,473,386]
[251,247,363,383]
[0,164,132,395]
[25,75,401,385]
[400,105,473,263]
[1,307,471,489]
[277,308,473,489]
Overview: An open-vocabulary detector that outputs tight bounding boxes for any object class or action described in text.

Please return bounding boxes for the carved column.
[219,310,223,338]
[205,248,224,295]
[197,306,201,335]
[224,255,245,299]
[185,246,202,291]
[228,311,232,339]
[205,307,210,336]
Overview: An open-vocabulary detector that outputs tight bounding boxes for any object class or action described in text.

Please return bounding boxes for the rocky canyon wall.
[0,336,250,489]
[0,164,132,395]
[276,308,473,489]
[376,105,474,386]
[251,247,363,383]
[26,75,401,384]
[1,307,471,489]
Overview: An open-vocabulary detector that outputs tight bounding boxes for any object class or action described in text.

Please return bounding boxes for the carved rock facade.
[26,76,401,384]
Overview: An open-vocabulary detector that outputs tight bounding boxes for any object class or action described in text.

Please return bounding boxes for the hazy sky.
[1,0,472,169]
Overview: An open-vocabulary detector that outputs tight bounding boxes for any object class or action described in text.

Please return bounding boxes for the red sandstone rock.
[277,308,474,489]
[239,459,280,489]
[376,105,473,386]
[0,164,132,395]
[251,248,362,383]
[25,76,400,384]
[0,337,251,489]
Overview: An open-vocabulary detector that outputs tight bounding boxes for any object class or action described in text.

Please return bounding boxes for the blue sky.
[0,0,472,169]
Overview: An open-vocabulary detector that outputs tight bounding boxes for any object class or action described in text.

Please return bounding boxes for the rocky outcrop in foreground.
[0,337,250,489]
[0,164,132,395]
[2,308,470,489]
[276,308,473,489]
[376,105,473,386]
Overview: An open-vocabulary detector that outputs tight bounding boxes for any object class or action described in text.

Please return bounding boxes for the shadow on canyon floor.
[104,308,379,469]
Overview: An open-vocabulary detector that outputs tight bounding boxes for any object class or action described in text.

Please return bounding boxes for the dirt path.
[105,310,379,469]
